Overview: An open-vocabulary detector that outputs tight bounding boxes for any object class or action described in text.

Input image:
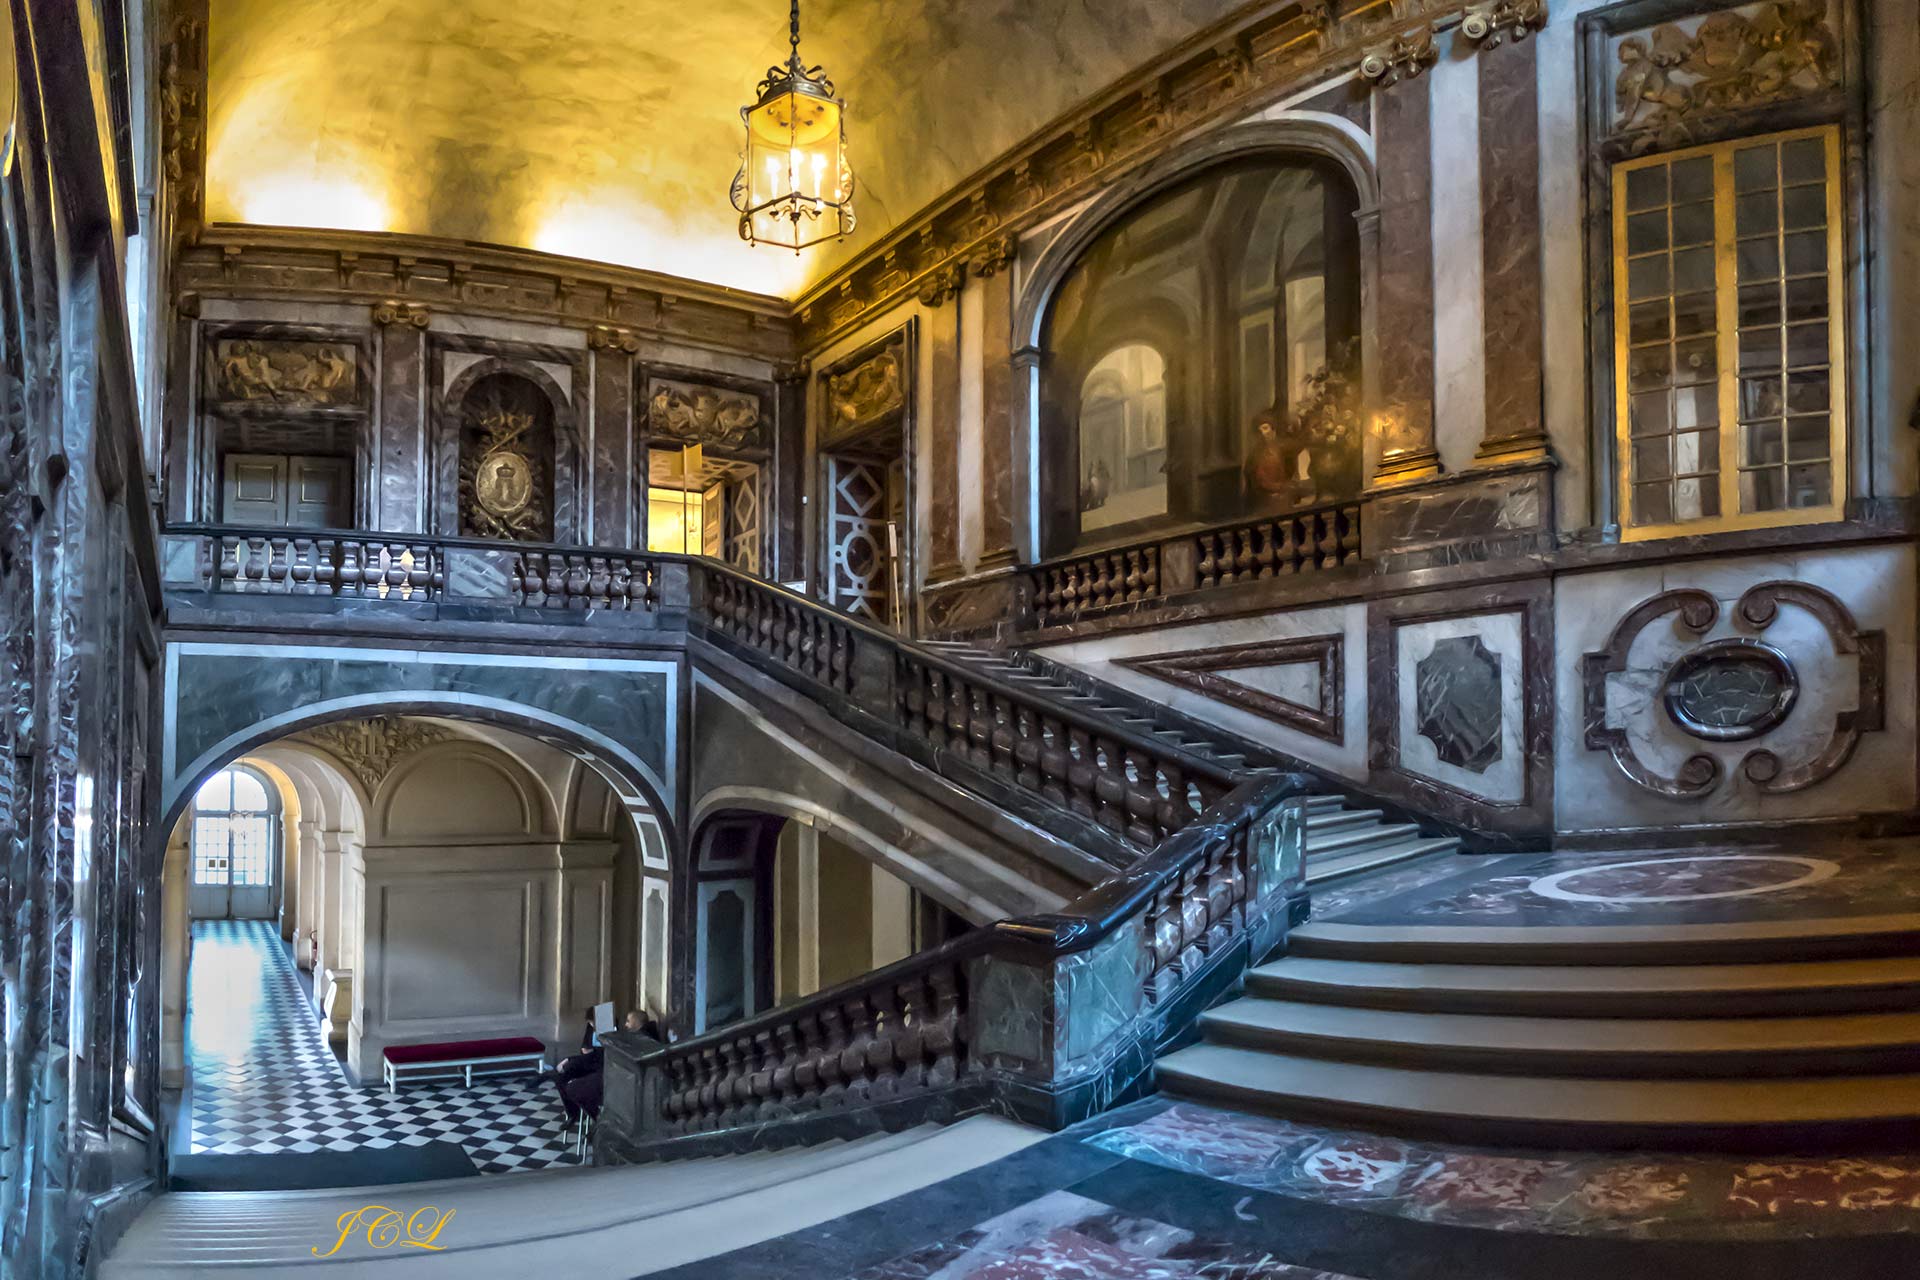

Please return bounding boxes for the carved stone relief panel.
[208,335,361,407]
[1554,545,1914,833]
[1114,634,1343,745]
[1603,0,1841,149]
[1386,610,1529,806]
[1414,635,1504,773]
[1581,580,1883,799]
[457,373,555,541]
[646,377,766,451]
[823,334,907,447]
[292,716,454,794]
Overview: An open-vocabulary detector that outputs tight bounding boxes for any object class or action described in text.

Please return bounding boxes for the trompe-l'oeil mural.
[1044,157,1363,550]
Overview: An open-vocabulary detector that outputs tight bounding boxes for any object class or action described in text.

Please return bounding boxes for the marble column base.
[320,968,354,1046]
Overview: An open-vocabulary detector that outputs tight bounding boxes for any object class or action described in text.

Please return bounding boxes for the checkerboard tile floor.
[186,919,577,1175]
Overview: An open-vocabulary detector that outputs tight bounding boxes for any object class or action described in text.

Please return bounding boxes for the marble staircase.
[921,641,1461,885]
[104,1116,1042,1277]
[1156,912,1920,1149]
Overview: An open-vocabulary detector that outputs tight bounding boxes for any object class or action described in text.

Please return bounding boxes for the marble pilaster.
[1476,36,1551,466]
[976,256,1017,569]
[1369,76,1441,486]
[592,347,635,547]
[924,284,964,580]
[374,313,428,533]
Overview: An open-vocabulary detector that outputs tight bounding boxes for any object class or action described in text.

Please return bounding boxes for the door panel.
[222,454,288,525]
[289,456,351,529]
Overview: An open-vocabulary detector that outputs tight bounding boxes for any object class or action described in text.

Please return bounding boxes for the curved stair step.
[1304,809,1385,834]
[1306,823,1423,856]
[1199,998,1920,1077]
[1156,1042,1920,1150]
[1288,915,1920,966]
[1247,955,1920,1016]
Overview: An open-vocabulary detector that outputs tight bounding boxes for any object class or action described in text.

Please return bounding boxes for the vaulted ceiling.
[205,0,1245,299]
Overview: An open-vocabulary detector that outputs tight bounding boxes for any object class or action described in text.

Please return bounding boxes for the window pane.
[1740,468,1786,512]
[1634,481,1674,524]
[1785,321,1828,368]
[1626,211,1667,254]
[1745,419,1784,467]
[1629,346,1672,391]
[1783,230,1826,276]
[1784,276,1829,322]
[1625,166,1668,211]
[1785,370,1830,414]
[1628,255,1670,300]
[1676,384,1720,430]
[1675,429,1719,477]
[1672,291,1715,338]
[1670,201,1714,248]
[1629,301,1671,345]
[1787,416,1830,461]
[1735,192,1777,236]
[194,771,232,812]
[1782,184,1825,230]
[230,770,270,812]
[1788,463,1832,508]
[1676,474,1719,520]
[1738,282,1781,328]
[1630,392,1672,436]
[1672,157,1712,201]
[230,817,272,886]
[1633,437,1672,481]
[1737,237,1779,282]
[1741,375,1784,418]
[1739,326,1782,373]
[1674,337,1717,383]
[1734,145,1777,193]
[192,816,231,885]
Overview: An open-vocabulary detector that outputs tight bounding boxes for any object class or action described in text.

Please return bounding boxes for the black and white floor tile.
[186,919,576,1175]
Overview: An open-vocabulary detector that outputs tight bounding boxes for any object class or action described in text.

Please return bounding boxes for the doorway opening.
[187,765,280,920]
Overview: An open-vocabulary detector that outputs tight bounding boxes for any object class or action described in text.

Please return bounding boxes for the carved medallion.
[1582,581,1883,798]
[1414,635,1504,774]
[1662,639,1797,742]
[474,449,535,522]
[457,376,554,541]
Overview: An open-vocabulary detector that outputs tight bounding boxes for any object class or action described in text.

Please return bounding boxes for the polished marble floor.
[1315,837,1920,928]
[186,919,575,1175]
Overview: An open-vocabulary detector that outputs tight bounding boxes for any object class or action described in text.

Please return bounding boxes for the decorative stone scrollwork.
[294,717,452,793]
[1581,581,1883,799]
[587,324,641,353]
[1359,32,1438,88]
[966,235,1015,280]
[915,264,965,309]
[370,300,430,328]
[1611,1,1839,138]
[1461,0,1547,49]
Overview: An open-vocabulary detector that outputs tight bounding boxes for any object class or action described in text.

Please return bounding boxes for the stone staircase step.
[1154,1041,1920,1149]
[1245,955,1920,1017]
[1303,822,1424,857]
[1304,809,1385,834]
[1303,838,1457,885]
[1304,795,1345,813]
[1197,998,1920,1078]
[1287,914,1920,967]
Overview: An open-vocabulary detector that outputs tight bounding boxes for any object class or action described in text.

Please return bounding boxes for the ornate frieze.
[645,377,765,450]
[293,717,453,794]
[1609,1,1839,143]
[1115,634,1344,745]
[208,338,358,406]
[1581,581,1883,799]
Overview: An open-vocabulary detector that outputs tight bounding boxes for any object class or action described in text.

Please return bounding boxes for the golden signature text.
[312,1204,457,1257]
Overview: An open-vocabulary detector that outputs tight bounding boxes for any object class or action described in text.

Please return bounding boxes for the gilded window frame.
[1610,123,1848,543]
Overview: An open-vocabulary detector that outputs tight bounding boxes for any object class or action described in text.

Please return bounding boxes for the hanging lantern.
[731,0,854,252]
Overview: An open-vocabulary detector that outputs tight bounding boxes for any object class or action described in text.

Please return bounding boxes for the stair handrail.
[598,765,1312,1160]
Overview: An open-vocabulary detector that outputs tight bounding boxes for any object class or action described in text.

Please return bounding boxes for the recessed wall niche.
[457,373,557,542]
[432,341,587,545]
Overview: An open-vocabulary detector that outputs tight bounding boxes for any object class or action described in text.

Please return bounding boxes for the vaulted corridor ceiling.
[205,0,1245,297]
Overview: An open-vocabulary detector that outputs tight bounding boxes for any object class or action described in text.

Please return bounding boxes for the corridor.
[185,920,575,1176]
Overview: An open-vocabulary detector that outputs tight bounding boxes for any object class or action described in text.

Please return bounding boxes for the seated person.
[555,1009,655,1124]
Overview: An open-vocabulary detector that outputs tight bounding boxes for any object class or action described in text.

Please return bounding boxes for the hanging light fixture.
[731,0,855,252]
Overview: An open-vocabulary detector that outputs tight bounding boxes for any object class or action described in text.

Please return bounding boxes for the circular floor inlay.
[1526,855,1841,904]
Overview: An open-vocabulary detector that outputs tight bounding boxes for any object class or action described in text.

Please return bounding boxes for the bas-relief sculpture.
[211,337,357,405]
[647,378,764,450]
[1581,581,1884,799]
[1611,0,1839,142]
[293,716,452,793]
[457,376,554,541]
[824,340,905,444]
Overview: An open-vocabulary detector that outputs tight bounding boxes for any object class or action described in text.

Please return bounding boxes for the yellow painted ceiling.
[206,0,1243,299]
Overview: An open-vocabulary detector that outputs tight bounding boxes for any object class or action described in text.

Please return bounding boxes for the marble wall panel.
[1553,544,1918,834]
[593,349,635,547]
[926,298,962,578]
[376,323,427,532]
[1035,604,1369,781]
[1429,40,1486,472]
[978,268,1017,568]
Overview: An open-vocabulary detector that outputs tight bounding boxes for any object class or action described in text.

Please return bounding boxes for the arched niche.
[370,741,546,842]
[1015,118,1380,559]
[435,359,581,543]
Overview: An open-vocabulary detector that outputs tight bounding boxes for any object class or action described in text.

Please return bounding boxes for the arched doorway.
[185,764,281,920]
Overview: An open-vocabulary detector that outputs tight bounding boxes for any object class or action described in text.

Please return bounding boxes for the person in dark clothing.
[548,1009,604,1120]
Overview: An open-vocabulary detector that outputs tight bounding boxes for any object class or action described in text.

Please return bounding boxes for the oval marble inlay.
[1528,855,1840,904]
[1661,639,1797,742]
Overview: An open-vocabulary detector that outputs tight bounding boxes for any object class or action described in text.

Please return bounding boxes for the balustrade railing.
[600,773,1309,1158]
[1027,499,1366,626]
[168,524,668,613]
[690,563,1240,843]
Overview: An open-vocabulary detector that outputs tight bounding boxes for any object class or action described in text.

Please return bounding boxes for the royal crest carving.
[825,339,907,443]
[294,717,452,794]
[1612,1,1838,139]
[211,339,357,406]
[1581,581,1882,799]
[646,378,764,449]
[458,376,554,541]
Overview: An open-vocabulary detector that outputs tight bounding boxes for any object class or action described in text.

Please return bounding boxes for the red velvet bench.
[381,1037,548,1092]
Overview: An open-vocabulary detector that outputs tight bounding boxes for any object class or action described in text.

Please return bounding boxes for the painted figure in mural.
[1080,460,1112,513]
[1244,356,1362,510]
[1244,410,1303,502]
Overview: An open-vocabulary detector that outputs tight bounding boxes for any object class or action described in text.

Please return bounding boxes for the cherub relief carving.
[213,339,356,405]
[1612,1,1837,136]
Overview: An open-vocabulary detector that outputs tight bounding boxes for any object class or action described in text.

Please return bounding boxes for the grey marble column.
[373,307,429,533]
[922,271,964,581]
[1476,35,1551,466]
[592,344,636,547]
[1369,75,1442,486]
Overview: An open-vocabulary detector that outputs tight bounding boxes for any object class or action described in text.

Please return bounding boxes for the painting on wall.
[1042,157,1363,548]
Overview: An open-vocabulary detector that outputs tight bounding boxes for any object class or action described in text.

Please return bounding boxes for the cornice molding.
[792,0,1477,353]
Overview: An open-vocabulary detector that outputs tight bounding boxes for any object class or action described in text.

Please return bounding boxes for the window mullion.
[1713,147,1740,520]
